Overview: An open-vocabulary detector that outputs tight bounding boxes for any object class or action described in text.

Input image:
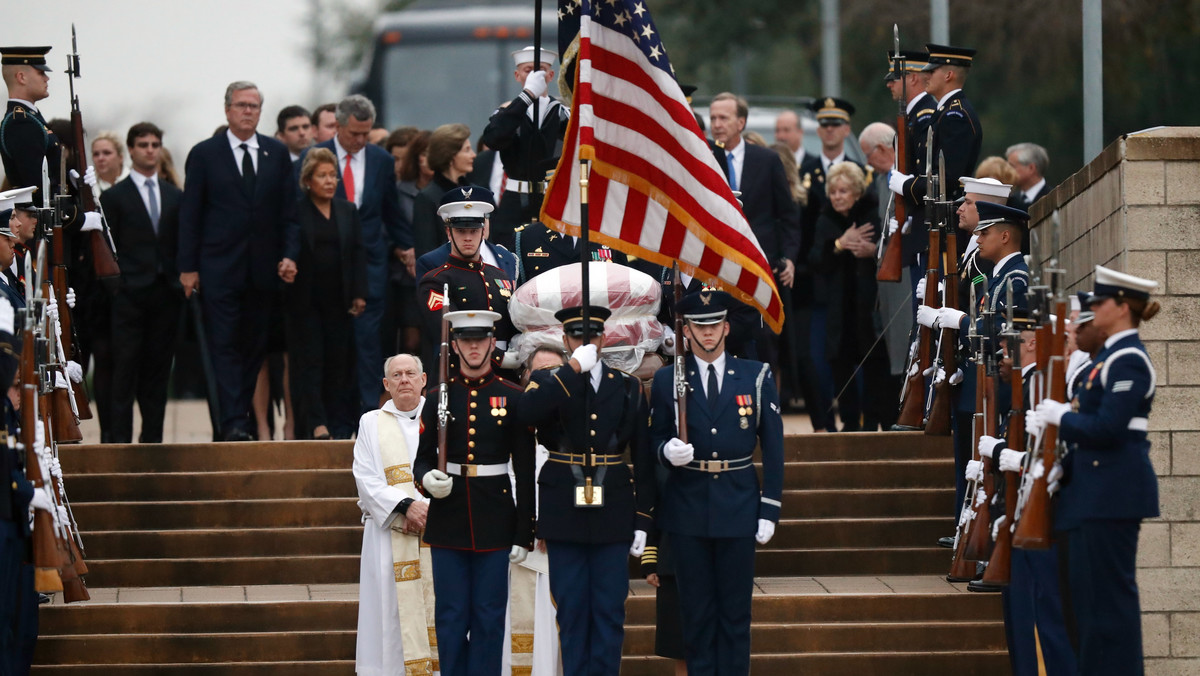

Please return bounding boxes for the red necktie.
[343,154,355,203]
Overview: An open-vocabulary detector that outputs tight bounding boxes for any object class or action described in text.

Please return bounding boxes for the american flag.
[541,0,784,333]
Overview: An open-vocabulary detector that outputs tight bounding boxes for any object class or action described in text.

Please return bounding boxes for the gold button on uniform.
[469,441,476,448]
[469,428,476,435]
[471,402,477,409]
[1093,460,1099,467]
[471,390,478,396]
[467,453,475,461]
[591,414,598,420]
[469,415,476,422]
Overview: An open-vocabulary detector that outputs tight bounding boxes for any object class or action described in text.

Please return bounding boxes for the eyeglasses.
[230,102,261,111]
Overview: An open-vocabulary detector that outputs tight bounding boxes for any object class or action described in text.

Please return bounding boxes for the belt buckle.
[464,464,478,477]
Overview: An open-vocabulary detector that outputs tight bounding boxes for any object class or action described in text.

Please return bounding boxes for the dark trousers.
[109,279,183,443]
[672,533,756,676]
[830,335,898,432]
[77,281,113,442]
[1062,520,1145,675]
[202,284,271,435]
[1002,546,1076,675]
[1,522,37,675]
[546,540,629,676]
[429,547,509,676]
[289,294,357,438]
[786,299,833,432]
[353,259,386,413]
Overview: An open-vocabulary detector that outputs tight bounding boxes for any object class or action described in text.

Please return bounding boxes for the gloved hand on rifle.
[991,515,1008,541]
[66,361,84,384]
[509,545,529,565]
[888,170,913,196]
[0,296,12,335]
[999,449,1027,473]
[30,485,55,513]
[916,304,939,328]
[1025,409,1046,437]
[630,529,647,556]
[80,212,103,233]
[978,435,1004,459]
[924,365,963,386]
[937,306,967,330]
[421,470,453,499]
[755,519,775,545]
[1036,399,1071,427]
[964,459,984,484]
[1047,462,1064,496]
[570,343,598,373]
[82,165,98,189]
[66,287,76,309]
[662,437,694,466]
[661,326,677,357]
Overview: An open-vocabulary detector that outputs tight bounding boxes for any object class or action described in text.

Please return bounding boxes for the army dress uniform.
[884,50,936,263]
[520,306,655,676]
[648,291,784,676]
[412,311,535,676]
[512,220,627,286]
[1045,267,1161,675]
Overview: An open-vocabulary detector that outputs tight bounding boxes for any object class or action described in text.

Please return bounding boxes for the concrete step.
[39,600,356,635]
[75,556,362,588]
[31,663,356,675]
[67,470,352,502]
[59,442,353,474]
[622,620,1006,654]
[34,631,355,664]
[619,651,1009,675]
[783,431,950,462]
[784,459,953,489]
[623,590,1002,624]
[781,487,953,518]
[80,528,363,560]
[771,517,951,549]
[754,547,951,577]
[72,498,361,531]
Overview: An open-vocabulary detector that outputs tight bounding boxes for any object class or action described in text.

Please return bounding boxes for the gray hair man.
[1005,142,1049,208]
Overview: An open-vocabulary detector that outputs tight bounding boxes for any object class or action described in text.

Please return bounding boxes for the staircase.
[33,432,1006,674]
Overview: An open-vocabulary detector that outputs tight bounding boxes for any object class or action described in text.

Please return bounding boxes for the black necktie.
[707,363,719,409]
[240,143,256,196]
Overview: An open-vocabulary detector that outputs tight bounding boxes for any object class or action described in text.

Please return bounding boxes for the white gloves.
[83,165,98,188]
[991,515,1007,541]
[524,70,548,98]
[499,349,522,370]
[965,459,984,484]
[1025,409,1045,437]
[66,360,83,384]
[630,529,647,557]
[30,486,55,513]
[80,212,103,233]
[422,470,453,499]
[663,437,694,466]
[1036,399,1071,427]
[1047,462,1064,496]
[756,519,775,545]
[661,326,676,356]
[916,304,939,328]
[999,449,1027,473]
[571,344,598,373]
[0,296,12,335]
[927,366,962,386]
[45,295,59,323]
[938,306,967,329]
[978,435,1004,459]
[66,287,76,309]
[888,171,913,195]
[509,545,529,565]
[915,277,926,302]
[886,218,899,238]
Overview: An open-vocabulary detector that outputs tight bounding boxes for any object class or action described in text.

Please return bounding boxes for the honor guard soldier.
[520,304,654,676]
[417,186,517,377]
[884,49,935,262]
[1031,266,1161,675]
[889,43,983,238]
[648,289,784,675]
[480,46,570,251]
[512,220,627,285]
[412,310,535,676]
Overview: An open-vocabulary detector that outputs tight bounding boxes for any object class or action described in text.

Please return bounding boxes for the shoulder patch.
[917,108,935,117]
[426,289,445,311]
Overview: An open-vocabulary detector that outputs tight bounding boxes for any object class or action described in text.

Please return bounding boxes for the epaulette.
[865,167,875,182]
[514,224,527,233]
[917,108,935,117]
[714,139,725,150]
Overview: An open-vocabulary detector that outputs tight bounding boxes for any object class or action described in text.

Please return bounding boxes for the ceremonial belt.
[445,461,509,477]
[548,451,624,466]
[1128,417,1148,432]
[505,178,548,194]
[682,455,754,473]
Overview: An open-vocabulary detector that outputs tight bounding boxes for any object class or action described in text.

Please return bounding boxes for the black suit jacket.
[737,142,800,271]
[101,174,182,289]
[178,132,299,291]
[289,197,368,310]
[301,140,408,258]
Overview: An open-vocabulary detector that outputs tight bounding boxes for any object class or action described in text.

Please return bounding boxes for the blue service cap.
[974,201,1030,231]
[676,287,732,325]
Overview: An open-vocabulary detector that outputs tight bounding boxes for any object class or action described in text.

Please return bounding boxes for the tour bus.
[351,3,559,132]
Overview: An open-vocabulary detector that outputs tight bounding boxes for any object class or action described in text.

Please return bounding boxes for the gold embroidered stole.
[377,411,438,675]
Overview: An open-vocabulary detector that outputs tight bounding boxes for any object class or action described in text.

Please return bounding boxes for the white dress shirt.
[334,136,365,207]
[991,252,1022,278]
[1024,178,1046,204]
[694,351,727,399]
[134,171,160,222]
[227,129,259,175]
[820,151,846,175]
[936,88,963,111]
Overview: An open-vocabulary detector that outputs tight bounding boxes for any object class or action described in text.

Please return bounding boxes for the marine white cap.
[959,176,1012,200]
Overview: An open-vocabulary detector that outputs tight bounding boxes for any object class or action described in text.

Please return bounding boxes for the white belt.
[1128,417,1148,432]
[504,178,548,194]
[445,462,509,477]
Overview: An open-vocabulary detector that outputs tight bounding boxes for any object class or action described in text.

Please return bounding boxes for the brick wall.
[1030,127,1200,673]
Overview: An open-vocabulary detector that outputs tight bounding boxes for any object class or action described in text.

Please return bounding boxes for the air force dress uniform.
[648,290,784,675]
[1043,266,1161,675]
[412,310,535,676]
[520,305,654,676]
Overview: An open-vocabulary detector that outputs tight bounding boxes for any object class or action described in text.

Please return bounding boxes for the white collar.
[936,88,962,110]
[991,251,1022,277]
[382,396,424,420]
[1025,177,1046,199]
[9,98,38,113]
[725,136,744,158]
[821,152,845,172]
[693,350,727,375]
[1021,362,1036,377]
[227,129,258,150]
[905,93,925,115]
[1104,328,1139,349]
[333,136,361,162]
[135,171,159,187]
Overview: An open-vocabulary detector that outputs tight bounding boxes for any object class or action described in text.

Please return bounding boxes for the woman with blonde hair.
[91,131,128,191]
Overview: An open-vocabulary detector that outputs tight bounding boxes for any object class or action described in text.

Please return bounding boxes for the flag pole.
[532,0,542,133]
[580,158,595,504]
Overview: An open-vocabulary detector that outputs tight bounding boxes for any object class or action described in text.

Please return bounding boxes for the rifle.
[50,157,92,420]
[877,24,906,283]
[979,277,1023,587]
[1013,213,1065,550]
[436,282,451,473]
[36,208,83,444]
[946,283,981,581]
[672,263,688,443]
[961,302,997,562]
[925,151,957,436]
[893,127,937,430]
[66,25,121,287]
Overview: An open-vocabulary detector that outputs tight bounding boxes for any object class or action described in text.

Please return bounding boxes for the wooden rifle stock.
[962,367,995,561]
[925,229,959,436]
[69,110,121,283]
[51,216,92,420]
[877,122,908,282]
[43,275,82,444]
[38,395,87,602]
[22,323,63,593]
[895,230,940,430]
[980,365,1024,586]
[1013,306,1066,550]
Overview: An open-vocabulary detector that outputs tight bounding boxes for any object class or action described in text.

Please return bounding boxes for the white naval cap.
[1091,265,1159,303]
[959,176,1012,200]
[512,45,558,67]
[0,185,36,213]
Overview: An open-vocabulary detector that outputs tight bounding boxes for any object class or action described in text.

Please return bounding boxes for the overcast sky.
[8,0,357,177]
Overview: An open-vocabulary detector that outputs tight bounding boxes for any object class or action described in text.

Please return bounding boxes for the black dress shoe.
[937,536,955,548]
[967,579,1005,593]
[38,593,53,605]
[223,428,254,442]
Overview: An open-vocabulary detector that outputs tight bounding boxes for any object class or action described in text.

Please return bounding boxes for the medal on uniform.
[736,395,753,417]
[497,279,513,298]
[490,396,507,417]
[1086,362,1103,390]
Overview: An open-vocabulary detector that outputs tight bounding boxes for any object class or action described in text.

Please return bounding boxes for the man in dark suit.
[1005,142,1050,210]
[649,289,783,675]
[302,95,411,412]
[102,122,184,444]
[177,81,300,441]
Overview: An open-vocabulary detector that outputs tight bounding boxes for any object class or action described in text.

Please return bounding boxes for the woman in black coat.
[808,162,897,431]
[281,147,367,439]
[411,123,476,259]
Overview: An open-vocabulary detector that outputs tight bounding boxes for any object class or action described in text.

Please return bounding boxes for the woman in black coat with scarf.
[281,147,367,439]
[808,161,899,431]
